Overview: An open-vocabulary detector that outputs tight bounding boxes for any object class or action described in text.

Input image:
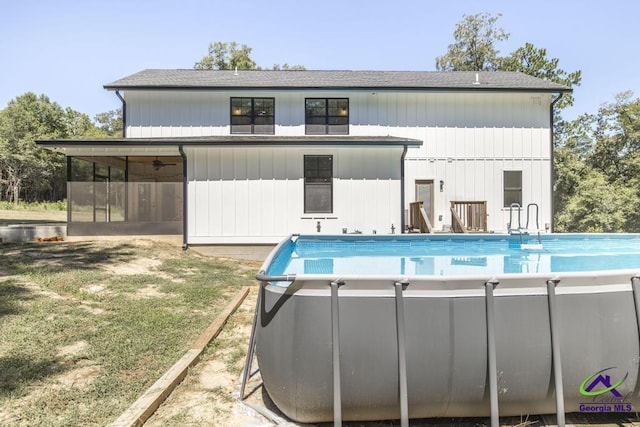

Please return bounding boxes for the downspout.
[115,90,126,138]
[179,145,188,250]
[400,144,408,233]
[549,93,563,233]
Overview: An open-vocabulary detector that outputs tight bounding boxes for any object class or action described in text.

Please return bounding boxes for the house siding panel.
[123,88,552,241]
[185,146,403,244]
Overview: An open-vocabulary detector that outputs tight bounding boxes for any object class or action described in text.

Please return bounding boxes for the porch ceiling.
[37,135,422,155]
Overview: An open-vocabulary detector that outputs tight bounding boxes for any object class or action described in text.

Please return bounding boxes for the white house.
[38,70,570,246]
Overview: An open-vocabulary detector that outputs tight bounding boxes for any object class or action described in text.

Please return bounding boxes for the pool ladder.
[508,203,543,249]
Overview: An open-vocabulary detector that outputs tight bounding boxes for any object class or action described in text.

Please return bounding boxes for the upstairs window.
[305,98,349,135]
[503,170,522,207]
[231,97,275,134]
[304,155,333,213]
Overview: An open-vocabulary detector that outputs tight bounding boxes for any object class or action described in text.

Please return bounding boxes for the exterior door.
[415,180,434,224]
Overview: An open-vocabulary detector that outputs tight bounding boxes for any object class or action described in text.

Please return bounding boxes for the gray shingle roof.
[104,69,571,92]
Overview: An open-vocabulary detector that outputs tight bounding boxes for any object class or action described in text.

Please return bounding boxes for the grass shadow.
[0,355,69,397]
[0,241,140,276]
[0,279,33,317]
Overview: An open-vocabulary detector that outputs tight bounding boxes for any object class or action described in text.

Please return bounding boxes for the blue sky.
[1,0,637,122]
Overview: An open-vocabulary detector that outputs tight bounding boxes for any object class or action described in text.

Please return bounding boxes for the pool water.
[267,234,640,277]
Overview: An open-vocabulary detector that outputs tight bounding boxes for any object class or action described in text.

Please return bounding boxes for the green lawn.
[0,239,258,426]
[0,209,66,226]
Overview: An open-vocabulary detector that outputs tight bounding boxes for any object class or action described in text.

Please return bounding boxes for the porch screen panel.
[109,167,125,221]
[69,157,126,222]
[68,156,182,235]
[69,157,94,222]
[95,164,108,222]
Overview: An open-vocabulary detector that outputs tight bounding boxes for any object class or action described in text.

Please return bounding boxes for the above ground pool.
[244,234,640,426]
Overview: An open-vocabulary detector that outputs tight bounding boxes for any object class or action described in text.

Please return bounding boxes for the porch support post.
[66,156,72,224]
[179,145,188,250]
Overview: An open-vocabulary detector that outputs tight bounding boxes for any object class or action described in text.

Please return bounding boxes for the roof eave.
[37,136,423,150]
[103,84,571,93]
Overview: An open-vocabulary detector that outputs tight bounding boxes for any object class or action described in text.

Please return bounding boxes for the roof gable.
[104,69,571,92]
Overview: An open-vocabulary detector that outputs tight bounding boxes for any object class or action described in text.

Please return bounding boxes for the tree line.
[0,13,637,231]
[0,94,121,204]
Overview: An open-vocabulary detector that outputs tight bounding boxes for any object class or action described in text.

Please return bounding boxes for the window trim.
[503,170,523,208]
[305,98,349,135]
[304,154,333,214]
[230,97,275,135]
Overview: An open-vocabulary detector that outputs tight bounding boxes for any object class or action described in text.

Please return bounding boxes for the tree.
[194,41,305,71]
[0,93,68,204]
[589,92,640,182]
[94,108,123,137]
[501,42,581,111]
[435,12,510,71]
[194,41,257,70]
[64,108,95,138]
[554,92,640,232]
[554,170,636,232]
[271,63,306,71]
[436,14,581,114]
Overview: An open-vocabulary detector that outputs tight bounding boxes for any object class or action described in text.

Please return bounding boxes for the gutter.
[104,85,570,94]
[115,90,126,137]
[179,145,188,250]
[549,93,563,233]
[400,144,408,233]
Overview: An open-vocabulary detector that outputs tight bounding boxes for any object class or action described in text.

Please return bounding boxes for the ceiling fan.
[152,157,177,171]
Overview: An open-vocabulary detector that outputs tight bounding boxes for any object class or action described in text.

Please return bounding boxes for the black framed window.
[230,97,275,134]
[503,170,522,207]
[305,98,349,135]
[304,155,333,213]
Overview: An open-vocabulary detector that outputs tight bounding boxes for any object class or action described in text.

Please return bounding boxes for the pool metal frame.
[240,234,640,427]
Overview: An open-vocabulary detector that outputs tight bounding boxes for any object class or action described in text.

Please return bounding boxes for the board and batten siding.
[185,146,403,244]
[125,89,552,236]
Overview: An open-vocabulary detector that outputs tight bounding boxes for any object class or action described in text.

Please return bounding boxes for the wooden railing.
[408,202,434,233]
[450,201,487,233]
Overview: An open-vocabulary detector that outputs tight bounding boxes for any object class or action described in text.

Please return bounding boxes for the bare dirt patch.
[79,302,106,315]
[131,284,178,300]
[53,341,102,389]
[52,364,102,390]
[144,288,273,427]
[0,239,259,426]
[83,284,107,294]
[57,340,89,358]
[102,257,162,276]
